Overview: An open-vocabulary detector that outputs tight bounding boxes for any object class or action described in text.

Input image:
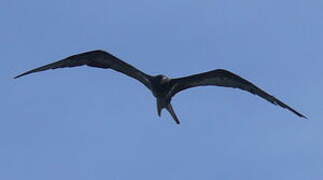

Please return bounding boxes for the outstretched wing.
[169,69,306,118]
[14,50,152,89]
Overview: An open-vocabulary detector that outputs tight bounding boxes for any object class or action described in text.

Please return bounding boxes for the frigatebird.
[15,50,306,124]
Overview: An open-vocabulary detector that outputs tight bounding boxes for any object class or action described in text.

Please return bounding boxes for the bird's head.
[150,74,171,97]
[154,74,169,83]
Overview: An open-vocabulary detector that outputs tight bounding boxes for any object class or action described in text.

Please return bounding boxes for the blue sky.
[1,0,322,179]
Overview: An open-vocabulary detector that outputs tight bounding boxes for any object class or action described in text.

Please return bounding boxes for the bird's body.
[15,50,307,124]
[150,75,172,98]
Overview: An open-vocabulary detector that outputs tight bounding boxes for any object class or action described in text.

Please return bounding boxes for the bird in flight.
[15,50,306,124]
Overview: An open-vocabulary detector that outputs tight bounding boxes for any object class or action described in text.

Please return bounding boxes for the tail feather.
[166,104,180,124]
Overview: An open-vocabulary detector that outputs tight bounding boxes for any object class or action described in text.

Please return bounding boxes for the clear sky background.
[1,0,322,179]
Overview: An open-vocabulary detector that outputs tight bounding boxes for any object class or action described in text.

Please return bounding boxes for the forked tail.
[166,104,180,124]
[157,98,181,124]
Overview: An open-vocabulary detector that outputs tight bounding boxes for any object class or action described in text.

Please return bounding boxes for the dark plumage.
[15,50,307,124]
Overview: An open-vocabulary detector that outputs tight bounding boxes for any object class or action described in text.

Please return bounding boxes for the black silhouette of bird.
[15,50,307,124]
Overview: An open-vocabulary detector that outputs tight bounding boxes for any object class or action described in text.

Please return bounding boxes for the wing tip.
[14,74,24,79]
[300,114,308,119]
[14,71,31,79]
[291,108,307,119]
[292,110,308,120]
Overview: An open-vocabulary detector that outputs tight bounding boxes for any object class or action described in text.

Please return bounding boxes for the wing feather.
[15,50,152,89]
[170,69,306,118]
